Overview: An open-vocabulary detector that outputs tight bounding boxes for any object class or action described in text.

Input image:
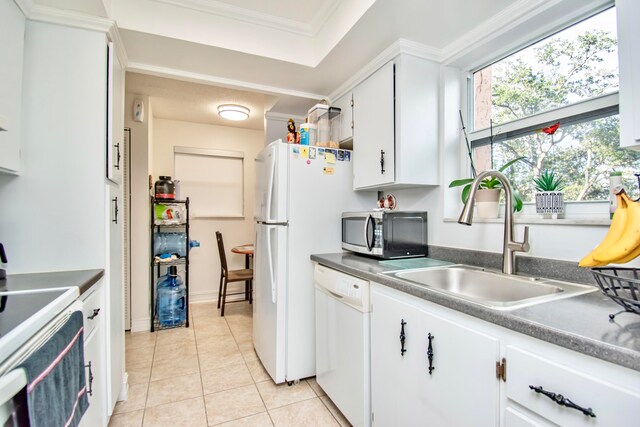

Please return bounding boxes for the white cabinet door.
[617,0,640,148]
[107,183,124,411]
[371,285,500,426]
[352,62,395,189]
[80,328,106,427]
[506,345,640,427]
[80,281,106,427]
[0,0,25,173]
[107,45,125,183]
[333,92,353,143]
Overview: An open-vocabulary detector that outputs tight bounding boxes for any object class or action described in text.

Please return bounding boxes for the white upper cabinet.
[107,44,125,184]
[617,0,640,148]
[0,0,25,174]
[353,61,395,189]
[352,54,440,190]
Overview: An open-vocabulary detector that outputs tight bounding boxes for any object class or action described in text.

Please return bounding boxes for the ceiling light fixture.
[218,104,250,121]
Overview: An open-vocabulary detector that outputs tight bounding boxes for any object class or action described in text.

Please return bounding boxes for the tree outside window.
[470,7,640,203]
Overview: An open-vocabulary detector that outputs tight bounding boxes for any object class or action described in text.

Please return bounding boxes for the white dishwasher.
[314,263,371,427]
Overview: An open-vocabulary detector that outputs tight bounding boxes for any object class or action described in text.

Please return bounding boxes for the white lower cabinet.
[369,282,640,426]
[505,345,640,427]
[371,283,500,426]
[80,281,107,427]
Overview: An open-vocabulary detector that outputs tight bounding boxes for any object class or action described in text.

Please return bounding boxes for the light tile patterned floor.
[109,302,351,427]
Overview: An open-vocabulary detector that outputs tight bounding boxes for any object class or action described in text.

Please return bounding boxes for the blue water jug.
[154,233,200,257]
[157,266,186,327]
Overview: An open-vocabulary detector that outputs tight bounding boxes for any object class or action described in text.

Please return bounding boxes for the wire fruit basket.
[591,267,640,319]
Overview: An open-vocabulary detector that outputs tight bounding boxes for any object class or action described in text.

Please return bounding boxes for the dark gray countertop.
[0,269,104,295]
[311,252,640,372]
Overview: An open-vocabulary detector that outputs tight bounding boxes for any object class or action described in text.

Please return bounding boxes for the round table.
[231,244,254,269]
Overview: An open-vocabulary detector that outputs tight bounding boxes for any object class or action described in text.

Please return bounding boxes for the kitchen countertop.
[0,269,104,295]
[311,252,640,372]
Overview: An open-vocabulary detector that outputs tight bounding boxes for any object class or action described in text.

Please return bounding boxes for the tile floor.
[109,302,351,427]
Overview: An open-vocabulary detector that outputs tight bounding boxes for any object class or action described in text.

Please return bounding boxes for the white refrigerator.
[253,140,372,384]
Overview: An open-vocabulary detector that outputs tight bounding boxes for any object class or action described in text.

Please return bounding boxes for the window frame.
[464,5,621,206]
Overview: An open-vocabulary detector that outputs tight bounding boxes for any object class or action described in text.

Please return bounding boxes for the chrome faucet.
[458,170,529,275]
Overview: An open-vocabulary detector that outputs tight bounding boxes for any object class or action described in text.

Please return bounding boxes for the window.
[468,7,640,202]
[174,147,244,218]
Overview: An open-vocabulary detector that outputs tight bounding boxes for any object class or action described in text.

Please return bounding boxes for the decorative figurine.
[287,118,300,144]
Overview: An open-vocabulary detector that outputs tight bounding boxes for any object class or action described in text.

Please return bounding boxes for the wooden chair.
[216,231,253,316]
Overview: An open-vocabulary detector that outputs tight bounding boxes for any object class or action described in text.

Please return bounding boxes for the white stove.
[0,287,79,365]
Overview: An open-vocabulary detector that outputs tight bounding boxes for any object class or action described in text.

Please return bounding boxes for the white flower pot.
[535,191,564,218]
[475,188,501,219]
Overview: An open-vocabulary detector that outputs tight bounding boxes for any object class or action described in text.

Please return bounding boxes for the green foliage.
[533,170,565,192]
[486,24,640,202]
[449,157,525,211]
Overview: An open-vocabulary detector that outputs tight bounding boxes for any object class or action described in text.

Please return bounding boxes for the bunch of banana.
[580,189,640,267]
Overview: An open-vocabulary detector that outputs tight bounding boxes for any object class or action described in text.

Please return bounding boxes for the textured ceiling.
[125,72,279,129]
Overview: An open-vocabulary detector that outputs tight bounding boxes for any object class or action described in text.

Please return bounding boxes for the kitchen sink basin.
[382,265,597,310]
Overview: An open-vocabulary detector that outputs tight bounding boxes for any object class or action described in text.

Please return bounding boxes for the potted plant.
[449,112,524,219]
[533,170,565,218]
[449,157,525,219]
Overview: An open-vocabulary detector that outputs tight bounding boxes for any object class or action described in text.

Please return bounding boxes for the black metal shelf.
[150,196,190,332]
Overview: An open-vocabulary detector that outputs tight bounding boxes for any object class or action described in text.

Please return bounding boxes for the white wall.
[125,93,152,332]
[387,65,634,266]
[152,119,263,305]
[126,101,262,331]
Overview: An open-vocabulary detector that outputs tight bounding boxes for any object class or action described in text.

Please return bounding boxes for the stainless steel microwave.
[341,211,428,259]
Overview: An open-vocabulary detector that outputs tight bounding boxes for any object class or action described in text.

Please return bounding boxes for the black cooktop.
[0,289,68,339]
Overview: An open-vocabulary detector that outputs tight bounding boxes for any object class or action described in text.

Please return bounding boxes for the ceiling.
[28,0,525,128]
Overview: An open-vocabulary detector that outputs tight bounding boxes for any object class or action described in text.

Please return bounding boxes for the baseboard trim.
[130,318,151,333]
[117,372,129,402]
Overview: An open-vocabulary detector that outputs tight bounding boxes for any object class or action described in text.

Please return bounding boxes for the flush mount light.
[218,104,250,121]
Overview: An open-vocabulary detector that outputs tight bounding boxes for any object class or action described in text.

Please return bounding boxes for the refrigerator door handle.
[265,153,276,223]
[266,225,277,304]
[365,214,374,251]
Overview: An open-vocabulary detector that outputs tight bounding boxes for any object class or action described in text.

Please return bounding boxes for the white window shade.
[174,146,244,218]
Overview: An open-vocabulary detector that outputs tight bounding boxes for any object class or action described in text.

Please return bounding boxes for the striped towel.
[17,311,89,427]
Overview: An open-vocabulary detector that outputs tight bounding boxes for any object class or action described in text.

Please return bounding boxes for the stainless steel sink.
[382,265,597,310]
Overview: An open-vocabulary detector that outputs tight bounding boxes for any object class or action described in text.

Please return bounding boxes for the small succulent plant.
[533,170,564,192]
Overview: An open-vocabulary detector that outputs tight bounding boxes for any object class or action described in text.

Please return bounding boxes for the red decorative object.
[542,122,561,135]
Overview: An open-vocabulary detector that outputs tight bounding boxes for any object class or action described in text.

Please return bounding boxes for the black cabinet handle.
[399,319,407,356]
[112,197,118,224]
[114,143,121,170]
[87,308,100,320]
[85,361,94,396]
[427,333,435,375]
[380,149,385,174]
[529,385,596,418]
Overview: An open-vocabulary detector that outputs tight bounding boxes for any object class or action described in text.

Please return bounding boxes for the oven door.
[0,369,29,426]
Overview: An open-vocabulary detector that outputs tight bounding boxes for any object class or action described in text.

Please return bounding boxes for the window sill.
[443,216,610,226]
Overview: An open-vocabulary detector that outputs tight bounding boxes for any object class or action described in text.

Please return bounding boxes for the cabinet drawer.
[506,346,640,426]
[81,287,103,337]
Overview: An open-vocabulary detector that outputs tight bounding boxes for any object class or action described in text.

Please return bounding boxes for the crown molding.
[328,38,442,102]
[127,62,327,100]
[151,0,332,37]
[439,0,613,69]
[24,4,114,33]
[13,0,34,16]
[308,0,342,35]
[441,0,555,66]
[107,23,129,67]
[15,1,128,66]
